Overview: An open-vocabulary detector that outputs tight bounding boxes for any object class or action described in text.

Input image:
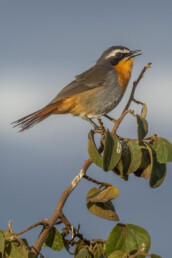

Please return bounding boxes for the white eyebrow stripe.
[105,49,130,59]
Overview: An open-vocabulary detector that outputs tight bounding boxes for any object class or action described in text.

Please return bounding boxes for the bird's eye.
[116,52,122,58]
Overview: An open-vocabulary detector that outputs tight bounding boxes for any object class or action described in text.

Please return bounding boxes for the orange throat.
[114,58,134,92]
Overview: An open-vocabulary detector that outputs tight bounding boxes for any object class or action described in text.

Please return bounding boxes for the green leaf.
[127,140,142,174]
[87,186,119,203]
[44,227,64,251]
[151,137,172,163]
[0,230,10,238]
[103,131,122,171]
[2,231,33,257]
[75,248,92,258]
[114,141,130,179]
[108,250,128,258]
[141,103,147,118]
[42,242,46,248]
[63,238,71,254]
[93,243,105,258]
[0,231,5,254]
[21,238,28,246]
[87,188,119,221]
[134,145,152,179]
[5,241,30,258]
[136,115,148,143]
[28,253,37,258]
[145,143,167,188]
[74,240,86,256]
[106,223,150,256]
[112,167,129,181]
[88,130,103,168]
[149,160,166,188]
[150,254,162,258]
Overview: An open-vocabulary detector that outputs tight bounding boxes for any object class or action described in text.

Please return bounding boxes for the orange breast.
[114,58,134,92]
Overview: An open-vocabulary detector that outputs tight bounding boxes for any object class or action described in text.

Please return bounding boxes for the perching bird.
[12,46,141,132]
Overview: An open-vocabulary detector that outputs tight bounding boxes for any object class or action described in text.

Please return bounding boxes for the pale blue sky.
[1,1,172,257]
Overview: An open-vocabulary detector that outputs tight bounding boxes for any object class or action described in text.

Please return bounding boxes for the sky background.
[1,1,172,257]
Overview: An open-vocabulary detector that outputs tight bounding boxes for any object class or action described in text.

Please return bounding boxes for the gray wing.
[49,63,114,104]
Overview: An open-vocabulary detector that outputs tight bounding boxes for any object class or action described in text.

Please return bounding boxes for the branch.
[61,214,91,246]
[83,175,112,187]
[133,98,144,105]
[112,109,135,134]
[15,219,50,236]
[123,62,152,112]
[111,62,152,134]
[32,158,93,254]
[97,117,106,144]
[8,220,30,248]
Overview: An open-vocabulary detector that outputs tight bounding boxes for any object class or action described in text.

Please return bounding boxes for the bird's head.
[97,46,142,66]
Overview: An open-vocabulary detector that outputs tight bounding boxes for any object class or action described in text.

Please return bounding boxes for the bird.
[12,46,141,132]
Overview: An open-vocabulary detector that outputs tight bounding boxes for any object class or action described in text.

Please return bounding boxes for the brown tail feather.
[12,103,60,132]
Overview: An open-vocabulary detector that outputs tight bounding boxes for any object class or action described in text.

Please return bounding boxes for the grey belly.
[81,83,123,118]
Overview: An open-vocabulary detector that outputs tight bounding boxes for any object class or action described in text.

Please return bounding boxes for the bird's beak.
[128,50,142,59]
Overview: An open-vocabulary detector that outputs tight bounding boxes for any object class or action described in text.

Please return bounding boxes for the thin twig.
[61,214,91,246]
[15,219,50,236]
[111,62,152,134]
[133,98,144,105]
[112,109,135,133]
[104,114,116,123]
[83,175,111,187]
[8,220,28,247]
[61,214,71,231]
[55,220,62,225]
[8,220,13,234]
[97,117,106,144]
[123,62,151,112]
[75,232,91,246]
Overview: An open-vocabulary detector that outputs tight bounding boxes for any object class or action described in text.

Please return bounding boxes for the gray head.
[97,46,141,66]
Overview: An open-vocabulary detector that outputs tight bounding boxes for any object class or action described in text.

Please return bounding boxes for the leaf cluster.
[0,230,36,258]
[72,223,160,258]
[88,115,172,188]
[0,224,162,258]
